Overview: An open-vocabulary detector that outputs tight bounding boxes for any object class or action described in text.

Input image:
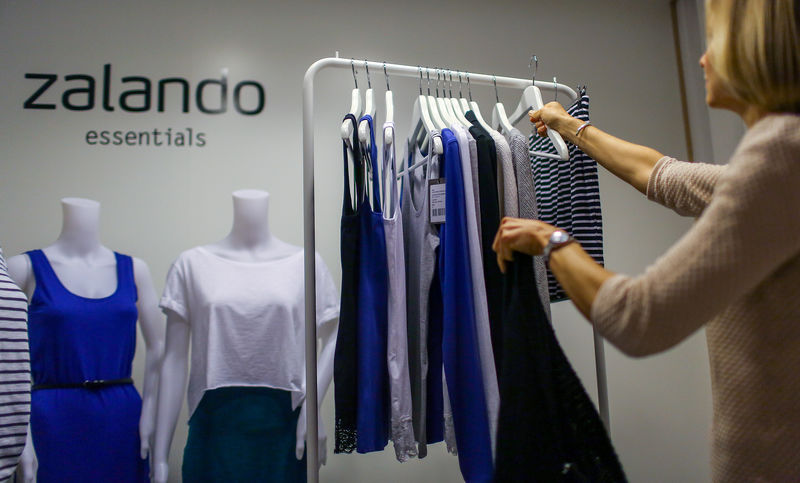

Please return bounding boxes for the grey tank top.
[508,128,551,319]
[401,140,440,458]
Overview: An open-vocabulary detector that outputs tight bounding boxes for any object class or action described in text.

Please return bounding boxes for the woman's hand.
[492,217,558,273]
[529,102,577,138]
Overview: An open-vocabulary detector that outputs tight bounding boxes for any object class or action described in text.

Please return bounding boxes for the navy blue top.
[334,113,363,453]
[355,114,391,453]
[439,129,494,481]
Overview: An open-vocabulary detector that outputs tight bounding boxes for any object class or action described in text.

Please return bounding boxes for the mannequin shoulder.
[131,257,156,287]
[6,253,32,289]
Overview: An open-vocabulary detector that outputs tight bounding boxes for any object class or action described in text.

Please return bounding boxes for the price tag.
[429,178,446,224]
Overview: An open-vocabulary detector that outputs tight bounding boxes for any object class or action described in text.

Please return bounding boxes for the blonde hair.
[706,0,800,113]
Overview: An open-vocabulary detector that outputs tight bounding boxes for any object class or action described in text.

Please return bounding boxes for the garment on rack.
[467,130,482,245]
[439,128,494,482]
[0,247,30,480]
[442,366,456,455]
[529,87,604,302]
[496,253,626,482]
[355,114,390,453]
[26,249,148,483]
[466,111,504,378]
[182,386,306,483]
[334,114,363,454]
[451,123,499,459]
[382,121,416,462]
[489,130,518,219]
[401,139,441,458]
[507,127,551,319]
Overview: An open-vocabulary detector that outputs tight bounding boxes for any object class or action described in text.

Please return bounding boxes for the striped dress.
[0,247,31,480]
[529,87,604,301]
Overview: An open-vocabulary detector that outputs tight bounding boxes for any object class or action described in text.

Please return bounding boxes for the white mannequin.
[6,197,164,483]
[151,189,338,483]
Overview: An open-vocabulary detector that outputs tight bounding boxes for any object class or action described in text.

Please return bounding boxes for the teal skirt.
[183,386,307,483]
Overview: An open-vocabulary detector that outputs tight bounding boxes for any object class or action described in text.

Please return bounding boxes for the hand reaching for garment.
[493,217,558,273]
[529,101,575,138]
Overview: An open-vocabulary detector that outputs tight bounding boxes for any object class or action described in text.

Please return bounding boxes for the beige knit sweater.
[591,113,800,482]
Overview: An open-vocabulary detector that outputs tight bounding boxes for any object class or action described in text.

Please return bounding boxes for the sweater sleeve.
[646,156,727,217]
[591,121,800,357]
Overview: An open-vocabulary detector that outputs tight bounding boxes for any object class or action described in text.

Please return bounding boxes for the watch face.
[551,230,569,244]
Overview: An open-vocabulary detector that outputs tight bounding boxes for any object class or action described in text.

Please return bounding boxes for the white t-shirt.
[160,247,339,417]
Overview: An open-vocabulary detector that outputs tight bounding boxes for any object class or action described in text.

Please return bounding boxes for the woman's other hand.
[493,217,558,273]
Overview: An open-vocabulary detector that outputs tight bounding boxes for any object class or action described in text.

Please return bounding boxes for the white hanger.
[383,62,394,146]
[463,72,496,134]
[490,75,515,134]
[448,70,471,126]
[358,60,376,149]
[340,60,362,144]
[459,72,472,115]
[435,69,457,126]
[408,66,443,156]
[424,68,448,130]
[397,130,441,179]
[417,68,447,155]
[508,56,569,161]
[470,96,496,134]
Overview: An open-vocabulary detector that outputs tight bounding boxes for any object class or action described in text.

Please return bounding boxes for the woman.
[493,0,800,480]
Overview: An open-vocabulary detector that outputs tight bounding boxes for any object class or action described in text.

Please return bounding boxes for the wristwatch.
[543,229,575,264]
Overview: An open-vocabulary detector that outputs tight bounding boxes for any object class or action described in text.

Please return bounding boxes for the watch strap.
[543,232,576,264]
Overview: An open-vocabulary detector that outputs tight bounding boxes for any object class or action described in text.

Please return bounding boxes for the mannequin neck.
[210,190,300,262]
[52,198,104,258]
[224,190,274,250]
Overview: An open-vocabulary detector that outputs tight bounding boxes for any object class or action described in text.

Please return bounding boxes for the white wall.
[1,1,715,481]
[675,0,745,164]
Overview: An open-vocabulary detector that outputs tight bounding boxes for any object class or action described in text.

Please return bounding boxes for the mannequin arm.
[296,318,339,464]
[132,258,165,460]
[152,312,190,483]
[19,429,35,483]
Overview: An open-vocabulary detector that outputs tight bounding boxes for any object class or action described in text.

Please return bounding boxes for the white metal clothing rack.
[301,56,609,482]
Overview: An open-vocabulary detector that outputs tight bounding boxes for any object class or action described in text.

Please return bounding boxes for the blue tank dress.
[26,249,148,483]
[355,114,390,453]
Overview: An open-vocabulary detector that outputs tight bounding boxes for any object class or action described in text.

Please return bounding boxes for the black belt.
[32,377,133,391]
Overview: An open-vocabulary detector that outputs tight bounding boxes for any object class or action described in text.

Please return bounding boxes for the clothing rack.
[301,55,609,482]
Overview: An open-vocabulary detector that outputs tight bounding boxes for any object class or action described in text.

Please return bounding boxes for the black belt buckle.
[82,380,105,389]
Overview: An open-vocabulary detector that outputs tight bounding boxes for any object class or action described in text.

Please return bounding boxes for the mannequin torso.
[153,189,338,483]
[7,197,164,483]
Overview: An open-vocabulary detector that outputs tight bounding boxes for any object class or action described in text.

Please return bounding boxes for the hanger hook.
[553,76,558,103]
[467,72,473,102]
[435,69,440,97]
[529,54,538,85]
[426,68,431,96]
[351,59,358,89]
[418,66,423,95]
[384,61,390,91]
[493,75,499,104]
[457,71,464,98]
[447,70,454,97]
[364,60,371,89]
